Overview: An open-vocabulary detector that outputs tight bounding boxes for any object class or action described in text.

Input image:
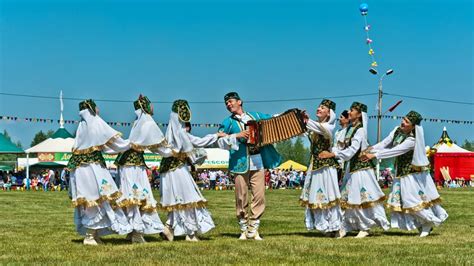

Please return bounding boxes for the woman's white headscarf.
[72,109,120,153]
[129,109,166,150]
[317,109,337,142]
[361,110,369,150]
[165,112,194,153]
[412,124,430,166]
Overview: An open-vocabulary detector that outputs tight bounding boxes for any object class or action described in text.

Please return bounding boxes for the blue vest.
[219,111,282,174]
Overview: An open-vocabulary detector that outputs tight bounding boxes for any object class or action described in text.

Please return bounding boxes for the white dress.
[160,133,218,236]
[372,129,448,231]
[300,119,343,233]
[333,128,389,232]
[69,137,133,236]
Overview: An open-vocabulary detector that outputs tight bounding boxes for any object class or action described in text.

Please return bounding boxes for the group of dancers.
[299,99,447,238]
[67,92,447,245]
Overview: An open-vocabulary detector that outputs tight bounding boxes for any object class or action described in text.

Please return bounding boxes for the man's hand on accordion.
[235,130,249,139]
[318,151,335,159]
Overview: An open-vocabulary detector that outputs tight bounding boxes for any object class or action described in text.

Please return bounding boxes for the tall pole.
[376,73,386,180]
[377,74,385,143]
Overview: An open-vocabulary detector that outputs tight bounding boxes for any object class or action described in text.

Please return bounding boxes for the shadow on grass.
[382,231,419,237]
[220,231,337,238]
[71,234,215,245]
[219,231,415,239]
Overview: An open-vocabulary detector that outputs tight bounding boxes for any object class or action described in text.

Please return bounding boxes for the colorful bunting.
[359,3,379,72]
[0,115,223,127]
[0,114,472,126]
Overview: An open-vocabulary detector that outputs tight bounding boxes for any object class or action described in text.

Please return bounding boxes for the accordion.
[247,109,307,147]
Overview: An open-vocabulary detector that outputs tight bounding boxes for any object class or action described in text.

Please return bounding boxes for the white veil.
[129,109,166,150]
[72,109,119,153]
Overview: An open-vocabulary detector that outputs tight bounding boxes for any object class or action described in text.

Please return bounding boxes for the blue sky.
[0,0,473,148]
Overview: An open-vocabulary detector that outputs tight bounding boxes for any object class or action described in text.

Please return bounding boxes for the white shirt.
[234,113,264,171]
[217,112,264,171]
[209,171,218,181]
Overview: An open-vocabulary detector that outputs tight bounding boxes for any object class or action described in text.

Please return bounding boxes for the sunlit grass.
[0,188,472,264]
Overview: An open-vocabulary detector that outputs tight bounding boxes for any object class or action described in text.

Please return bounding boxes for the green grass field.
[0,188,472,265]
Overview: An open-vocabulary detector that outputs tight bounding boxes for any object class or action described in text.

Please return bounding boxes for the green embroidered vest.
[67,150,106,170]
[392,128,418,177]
[114,149,147,167]
[159,156,188,174]
[344,124,375,173]
[309,132,339,171]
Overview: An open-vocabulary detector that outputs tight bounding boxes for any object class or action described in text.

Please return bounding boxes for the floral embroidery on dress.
[418,190,428,202]
[132,184,141,198]
[388,182,401,205]
[360,187,372,202]
[309,132,339,171]
[315,188,327,203]
[99,179,112,194]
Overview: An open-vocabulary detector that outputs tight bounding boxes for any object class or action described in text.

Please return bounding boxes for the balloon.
[359,3,369,15]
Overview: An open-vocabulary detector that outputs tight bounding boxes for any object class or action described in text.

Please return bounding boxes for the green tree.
[292,137,310,165]
[461,139,474,151]
[275,139,293,163]
[30,130,55,147]
[275,137,310,166]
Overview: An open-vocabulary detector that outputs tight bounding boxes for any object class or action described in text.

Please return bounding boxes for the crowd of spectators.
[0,168,69,191]
[2,165,471,192]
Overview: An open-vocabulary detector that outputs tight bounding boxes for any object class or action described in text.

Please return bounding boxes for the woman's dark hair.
[184,122,192,133]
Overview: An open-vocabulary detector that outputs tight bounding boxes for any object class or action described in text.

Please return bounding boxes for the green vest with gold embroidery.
[114,149,147,167]
[159,156,188,174]
[345,124,375,173]
[309,132,339,171]
[67,150,106,170]
[392,128,419,177]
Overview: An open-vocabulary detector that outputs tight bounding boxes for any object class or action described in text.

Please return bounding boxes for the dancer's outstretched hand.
[360,153,376,162]
[217,132,228,138]
[301,110,309,124]
[318,151,334,159]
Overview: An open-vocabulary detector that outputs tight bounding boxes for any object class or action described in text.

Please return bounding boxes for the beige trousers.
[234,170,266,224]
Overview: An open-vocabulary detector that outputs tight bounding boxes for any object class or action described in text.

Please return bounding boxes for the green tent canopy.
[0,133,24,153]
[30,162,66,168]
[51,128,74,139]
[0,165,14,171]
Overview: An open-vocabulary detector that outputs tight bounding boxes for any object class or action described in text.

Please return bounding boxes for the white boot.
[238,219,248,240]
[84,229,98,246]
[336,228,347,239]
[247,220,263,240]
[185,234,199,242]
[420,225,432,238]
[355,230,369,238]
[132,231,146,243]
[161,224,174,241]
[247,230,263,241]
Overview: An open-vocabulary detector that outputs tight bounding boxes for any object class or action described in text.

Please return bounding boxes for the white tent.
[25,135,74,153]
[23,127,75,175]
[197,148,229,169]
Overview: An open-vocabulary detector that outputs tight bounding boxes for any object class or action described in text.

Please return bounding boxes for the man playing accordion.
[217,92,282,240]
